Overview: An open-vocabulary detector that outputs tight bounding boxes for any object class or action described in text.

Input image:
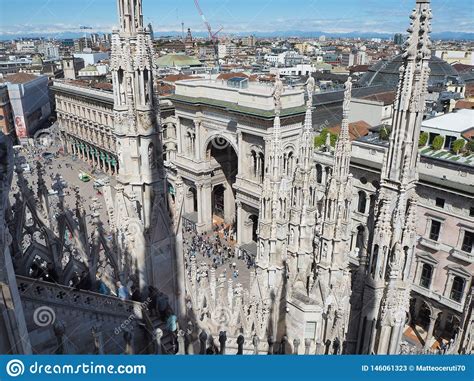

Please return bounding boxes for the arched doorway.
[418,301,432,330]
[249,215,258,242]
[206,136,238,225]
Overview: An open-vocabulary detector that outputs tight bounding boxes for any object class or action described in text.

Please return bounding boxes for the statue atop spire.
[355,0,432,355]
[272,72,284,116]
[305,76,315,107]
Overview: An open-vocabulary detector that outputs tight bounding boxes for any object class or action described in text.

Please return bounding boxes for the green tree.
[432,135,444,151]
[379,126,392,141]
[314,128,338,148]
[418,132,429,147]
[451,139,465,154]
[466,140,474,153]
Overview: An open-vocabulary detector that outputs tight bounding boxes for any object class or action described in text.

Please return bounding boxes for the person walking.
[116,281,130,301]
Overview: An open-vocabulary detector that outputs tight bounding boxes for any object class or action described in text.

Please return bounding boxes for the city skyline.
[0,0,473,39]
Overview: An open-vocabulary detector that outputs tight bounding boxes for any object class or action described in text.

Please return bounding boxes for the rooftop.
[2,72,41,84]
[359,55,461,88]
[328,120,371,141]
[156,54,202,68]
[173,78,305,115]
[421,109,474,133]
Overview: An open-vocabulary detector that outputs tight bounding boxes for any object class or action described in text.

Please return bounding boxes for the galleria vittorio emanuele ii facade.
[0,0,472,358]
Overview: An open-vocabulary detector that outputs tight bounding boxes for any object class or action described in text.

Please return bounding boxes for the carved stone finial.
[177,330,186,355]
[293,338,301,355]
[237,334,245,355]
[219,331,227,355]
[252,334,260,355]
[199,330,208,354]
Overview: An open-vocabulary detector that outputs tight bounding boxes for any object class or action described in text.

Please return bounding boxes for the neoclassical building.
[27,0,471,355]
[53,80,176,176]
[53,80,119,174]
[169,78,307,247]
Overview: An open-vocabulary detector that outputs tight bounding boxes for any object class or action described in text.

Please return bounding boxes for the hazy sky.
[0,0,472,36]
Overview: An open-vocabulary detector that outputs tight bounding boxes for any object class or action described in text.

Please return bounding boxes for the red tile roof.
[452,63,474,74]
[455,100,474,110]
[462,128,474,140]
[349,65,370,73]
[360,91,396,105]
[162,74,198,83]
[5,72,40,84]
[328,120,371,141]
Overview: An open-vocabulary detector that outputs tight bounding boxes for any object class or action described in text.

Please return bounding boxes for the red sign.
[14,116,27,138]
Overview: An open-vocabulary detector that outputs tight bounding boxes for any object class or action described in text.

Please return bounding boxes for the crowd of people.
[183,223,254,282]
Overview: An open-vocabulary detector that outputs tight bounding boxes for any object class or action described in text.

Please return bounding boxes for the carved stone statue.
[293,338,300,355]
[154,328,163,354]
[236,334,245,355]
[219,331,227,355]
[305,76,316,105]
[252,334,260,355]
[199,330,208,354]
[272,73,284,114]
[343,77,353,113]
[267,335,275,355]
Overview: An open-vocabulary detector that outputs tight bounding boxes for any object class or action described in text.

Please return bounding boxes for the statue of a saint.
[272,72,284,114]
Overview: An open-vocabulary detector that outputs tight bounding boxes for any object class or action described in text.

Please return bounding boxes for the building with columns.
[24,0,471,355]
[169,77,306,251]
[54,79,175,176]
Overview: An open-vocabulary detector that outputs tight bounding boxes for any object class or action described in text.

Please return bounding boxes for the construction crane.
[193,0,222,66]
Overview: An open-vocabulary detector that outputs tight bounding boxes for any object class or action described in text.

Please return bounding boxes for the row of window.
[419,263,466,303]
[58,98,112,126]
[429,220,473,253]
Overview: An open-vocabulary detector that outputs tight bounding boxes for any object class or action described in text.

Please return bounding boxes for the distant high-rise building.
[243,35,256,47]
[394,33,404,45]
[74,37,92,52]
[319,35,326,42]
[148,22,154,40]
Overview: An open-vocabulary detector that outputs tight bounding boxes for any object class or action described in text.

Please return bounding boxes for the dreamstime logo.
[6,359,25,378]
[32,124,59,148]
[33,306,56,327]
[211,136,231,150]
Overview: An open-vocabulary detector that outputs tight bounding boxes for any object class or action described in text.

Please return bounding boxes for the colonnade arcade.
[64,135,119,175]
[409,295,462,350]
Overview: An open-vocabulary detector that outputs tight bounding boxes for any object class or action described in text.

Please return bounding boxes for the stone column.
[424,309,440,349]
[236,201,243,245]
[237,131,243,177]
[304,338,312,354]
[195,120,202,161]
[223,184,235,224]
[177,118,183,154]
[197,181,212,232]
